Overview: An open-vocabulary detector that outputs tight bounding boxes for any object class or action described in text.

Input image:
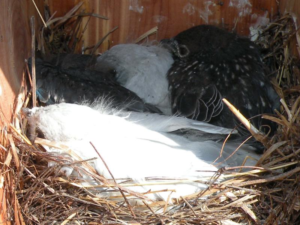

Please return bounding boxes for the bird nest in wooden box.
[1,5,300,224]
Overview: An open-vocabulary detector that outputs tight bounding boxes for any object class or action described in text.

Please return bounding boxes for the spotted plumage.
[162,25,280,144]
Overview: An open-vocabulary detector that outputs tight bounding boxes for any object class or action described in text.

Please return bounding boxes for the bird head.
[160,38,190,58]
[162,25,237,59]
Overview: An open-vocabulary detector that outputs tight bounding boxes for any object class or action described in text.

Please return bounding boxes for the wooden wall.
[280,0,300,58]
[0,0,44,127]
[280,0,300,19]
[0,0,43,222]
[47,0,279,52]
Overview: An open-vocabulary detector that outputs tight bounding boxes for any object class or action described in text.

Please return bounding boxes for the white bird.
[95,44,174,115]
[23,102,259,203]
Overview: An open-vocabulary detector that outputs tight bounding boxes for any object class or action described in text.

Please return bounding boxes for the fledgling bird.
[28,54,161,113]
[161,25,280,145]
[23,102,259,202]
[95,44,174,115]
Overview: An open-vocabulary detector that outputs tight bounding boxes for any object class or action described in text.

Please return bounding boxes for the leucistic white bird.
[23,102,259,203]
[95,44,174,115]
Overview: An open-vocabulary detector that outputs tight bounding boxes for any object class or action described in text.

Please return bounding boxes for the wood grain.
[47,0,279,53]
[279,0,300,58]
[0,0,44,126]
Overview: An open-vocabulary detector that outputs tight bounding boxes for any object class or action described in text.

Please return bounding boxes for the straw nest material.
[1,3,300,224]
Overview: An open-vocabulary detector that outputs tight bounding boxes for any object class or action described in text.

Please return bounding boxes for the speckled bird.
[29,54,161,113]
[162,25,280,141]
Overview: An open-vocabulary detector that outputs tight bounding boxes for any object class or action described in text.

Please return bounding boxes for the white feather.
[96,44,173,114]
[24,103,259,202]
[115,110,237,134]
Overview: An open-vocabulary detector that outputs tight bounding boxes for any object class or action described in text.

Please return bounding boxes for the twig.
[234,166,300,187]
[89,26,118,55]
[224,160,298,178]
[53,2,84,28]
[61,212,77,225]
[215,135,253,167]
[219,195,257,210]
[163,191,173,213]
[77,12,108,20]
[143,201,165,224]
[222,98,265,143]
[8,134,20,170]
[280,98,292,121]
[76,13,93,52]
[256,141,287,165]
[90,142,137,219]
[181,196,197,217]
[31,0,47,28]
[24,60,33,87]
[135,26,158,43]
[217,129,236,162]
[9,124,32,146]
[30,16,36,108]
[23,167,55,194]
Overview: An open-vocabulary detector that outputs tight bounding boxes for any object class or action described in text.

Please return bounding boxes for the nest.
[1,3,300,224]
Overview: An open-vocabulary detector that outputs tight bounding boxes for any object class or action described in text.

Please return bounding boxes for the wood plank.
[0,0,44,126]
[279,0,300,58]
[48,0,279,53]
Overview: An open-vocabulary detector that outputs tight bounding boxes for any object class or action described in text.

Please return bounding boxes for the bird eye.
[177,45,190,58]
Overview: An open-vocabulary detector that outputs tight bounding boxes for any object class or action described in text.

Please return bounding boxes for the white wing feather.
[24,103,259,202]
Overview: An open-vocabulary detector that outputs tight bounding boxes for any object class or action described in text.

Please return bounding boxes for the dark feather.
[162,25,280,148]
[28,54,162,113]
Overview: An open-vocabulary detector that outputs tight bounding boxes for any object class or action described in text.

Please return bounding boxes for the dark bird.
[161,25,280,146]
[28,54,161,113]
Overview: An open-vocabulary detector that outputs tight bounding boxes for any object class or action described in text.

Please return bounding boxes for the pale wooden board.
[48,0,279,53]
[0,0,44,126]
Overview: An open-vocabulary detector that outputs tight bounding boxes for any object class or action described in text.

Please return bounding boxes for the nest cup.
[1,1,300,224]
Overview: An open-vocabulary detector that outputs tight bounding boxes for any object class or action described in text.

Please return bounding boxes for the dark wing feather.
[165,25,280,146]
[28,55,162,114]
[169,59,224,122]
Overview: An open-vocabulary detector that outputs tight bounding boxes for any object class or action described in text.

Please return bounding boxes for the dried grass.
[0,7,300,224]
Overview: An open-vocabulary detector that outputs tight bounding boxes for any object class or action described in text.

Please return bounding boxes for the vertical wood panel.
[279,0,300,25]
[0,0,44,126]
[0,1,44,223]
[47,0,278,53]
[279,0,300,58]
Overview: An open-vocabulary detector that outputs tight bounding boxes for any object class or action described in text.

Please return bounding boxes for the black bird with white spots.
[162,25,280,142]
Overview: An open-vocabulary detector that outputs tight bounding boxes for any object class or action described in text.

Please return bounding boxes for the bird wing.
[28,56,162,113]
[24,103,259,202]
[169,59,224,122]
[117,111,235,134]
